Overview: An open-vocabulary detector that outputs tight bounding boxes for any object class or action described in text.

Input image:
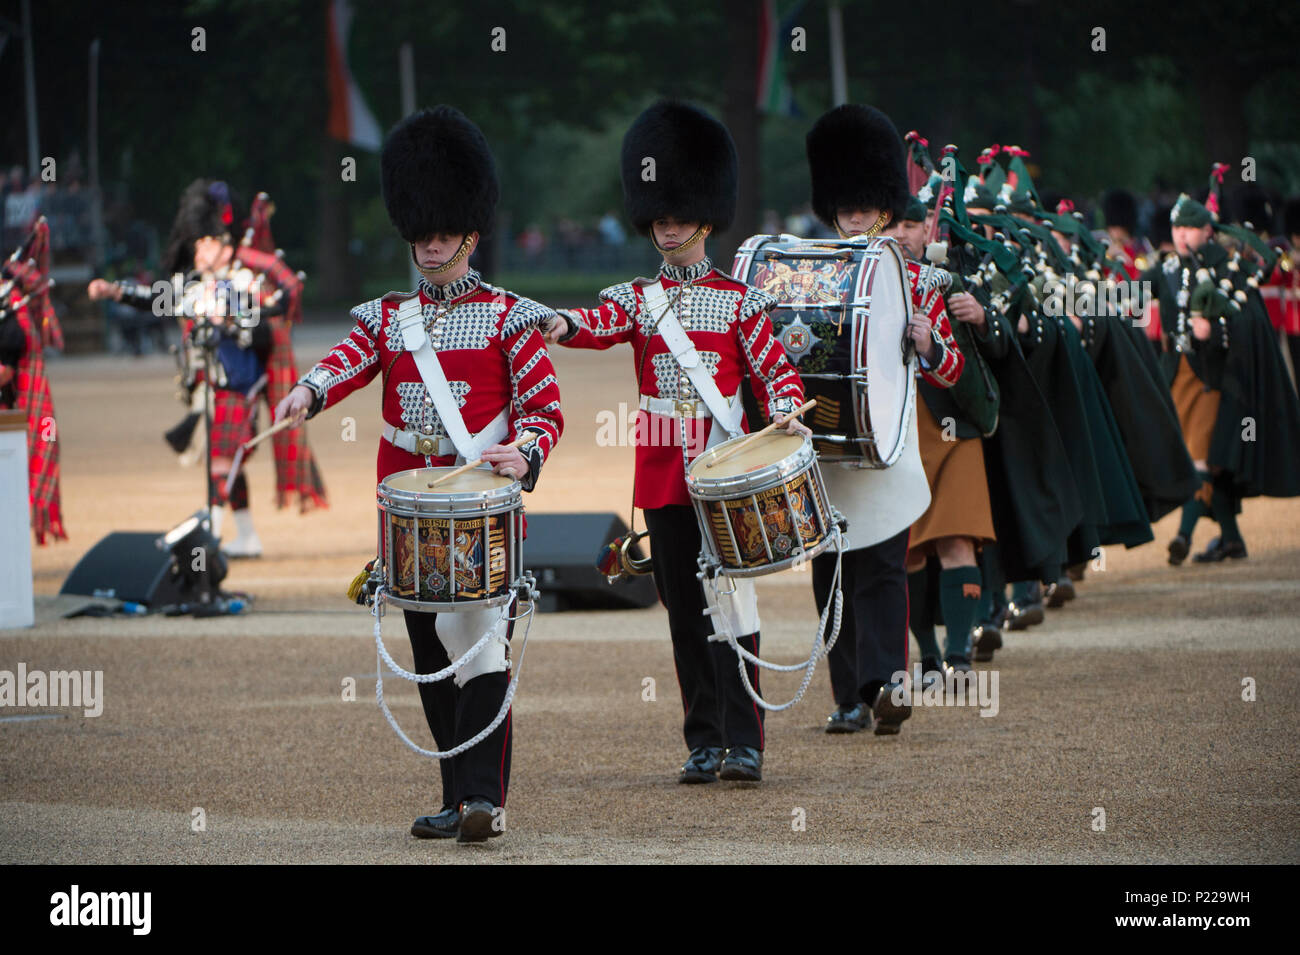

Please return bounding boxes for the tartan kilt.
[211,389,257,461]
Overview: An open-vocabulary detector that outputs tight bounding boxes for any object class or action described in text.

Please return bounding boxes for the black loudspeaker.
[60,531,189,607]
[525,513,659,612]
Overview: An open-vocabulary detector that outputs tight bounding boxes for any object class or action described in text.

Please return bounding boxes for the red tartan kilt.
[211,390,257,461]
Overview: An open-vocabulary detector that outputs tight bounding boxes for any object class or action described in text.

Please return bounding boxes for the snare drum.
[732,234,915,467]
[686,431,840,578]
[377,467,523,612]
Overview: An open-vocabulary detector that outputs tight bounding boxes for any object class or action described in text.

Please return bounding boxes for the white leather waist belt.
[639,394,712,418]
[383,423,457,457]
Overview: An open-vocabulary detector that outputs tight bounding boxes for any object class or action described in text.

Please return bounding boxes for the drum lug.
[695,554,722,581]
[514,570,539,605]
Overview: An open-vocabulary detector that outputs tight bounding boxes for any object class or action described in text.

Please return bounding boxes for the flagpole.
[828,1,847,107]
[21,0,40,178]
[399,41,419,291]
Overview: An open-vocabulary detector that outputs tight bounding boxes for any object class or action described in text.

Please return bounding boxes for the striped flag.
[756,0,806,116]
[326,0,382,151]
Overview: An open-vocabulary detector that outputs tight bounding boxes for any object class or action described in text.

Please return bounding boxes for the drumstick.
[704,399,817,469]
[426,433,538,488]
[243,414,297,452]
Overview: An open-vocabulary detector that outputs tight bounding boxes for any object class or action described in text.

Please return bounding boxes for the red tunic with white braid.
[1260,254,1300,336]
[558,256,804,508]
[906,260,964,389]
[297,269,563,488]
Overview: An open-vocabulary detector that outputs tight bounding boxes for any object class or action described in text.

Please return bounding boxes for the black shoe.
[719,745,763,782]
[678,746,725,784]
[1167,534,1190,566]
[825,703,871,734]
[1192,537,1248,563]
[1066,562,1086,582]
[972,624,1003,662]
[1045,579,1076,608]
[411,806,460,839]
[920,656,949,693]
[1006,601,1045,630]
[872,682,911,736]
[456,799,503,843]
[946,655,973,674]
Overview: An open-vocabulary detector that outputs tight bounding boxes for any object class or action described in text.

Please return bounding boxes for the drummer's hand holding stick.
[705,399,817,468]
[431,432,539,487]
[274,384,313,428]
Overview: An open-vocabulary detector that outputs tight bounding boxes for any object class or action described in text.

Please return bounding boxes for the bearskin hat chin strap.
[651,224,710,258]
[834,210,892,240]
[410,235,474,278]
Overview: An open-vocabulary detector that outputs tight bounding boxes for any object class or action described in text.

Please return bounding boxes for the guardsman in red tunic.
[804,106,964,736]
[545,100,808,785]
[277,107,562,843]
[1260,198,1300,382]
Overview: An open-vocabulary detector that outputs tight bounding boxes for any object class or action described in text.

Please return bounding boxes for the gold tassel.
[347,561,375,602]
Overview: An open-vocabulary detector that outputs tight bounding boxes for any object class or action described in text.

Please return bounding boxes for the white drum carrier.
[365,466,539,760]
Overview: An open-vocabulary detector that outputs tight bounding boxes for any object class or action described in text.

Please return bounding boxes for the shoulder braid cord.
[703,527,846,712]
[370,587,535,759]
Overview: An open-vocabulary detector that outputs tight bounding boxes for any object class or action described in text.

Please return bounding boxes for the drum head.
[385,467,515,493]
[690,432,806,479]
[862,242,912,462]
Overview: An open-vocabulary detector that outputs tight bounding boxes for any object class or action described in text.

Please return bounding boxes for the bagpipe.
[1,217,64,350]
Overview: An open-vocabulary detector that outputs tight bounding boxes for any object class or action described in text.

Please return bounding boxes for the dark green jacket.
[943,246,1083,582]
[1079,311,1199,523]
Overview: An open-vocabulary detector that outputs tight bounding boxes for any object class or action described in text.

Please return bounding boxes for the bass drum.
[732,234,915,468]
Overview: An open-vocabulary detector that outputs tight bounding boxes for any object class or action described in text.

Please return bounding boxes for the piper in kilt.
[1,217,66,544]
[89,180,326,557]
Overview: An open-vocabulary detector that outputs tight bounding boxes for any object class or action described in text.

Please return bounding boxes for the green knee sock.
[1177,499,1205,539]
[1210,485,1243,545]
[908,569,942,661]
[1179,470,1211,538]
[940,566,983,661]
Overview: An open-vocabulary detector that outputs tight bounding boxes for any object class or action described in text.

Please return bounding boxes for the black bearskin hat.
[163,178,236,274]
[1102,188,1138,233]
[381,106,499,242]
[620,100,738,236]
[1231,186,1273,233]
[1284,197,1300,240]
[806,105,908,228]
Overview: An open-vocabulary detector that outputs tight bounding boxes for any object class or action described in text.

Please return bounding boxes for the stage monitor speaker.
[60,531,188,608]
[524,513,659,612]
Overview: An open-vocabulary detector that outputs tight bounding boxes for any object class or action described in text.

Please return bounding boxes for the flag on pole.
[756,0,805,117]
[326,0,382,152]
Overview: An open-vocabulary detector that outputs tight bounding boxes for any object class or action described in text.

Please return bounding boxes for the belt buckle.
[676,398,697,418]
[415,435,437,455]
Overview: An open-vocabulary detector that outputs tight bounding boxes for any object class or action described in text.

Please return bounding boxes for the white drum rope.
[708,530,846,712]
[371,588,533,760]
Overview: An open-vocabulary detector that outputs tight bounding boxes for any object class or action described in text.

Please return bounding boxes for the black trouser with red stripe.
[403,610,513,811]
[643,505,765,752]
[811,527,910,707]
